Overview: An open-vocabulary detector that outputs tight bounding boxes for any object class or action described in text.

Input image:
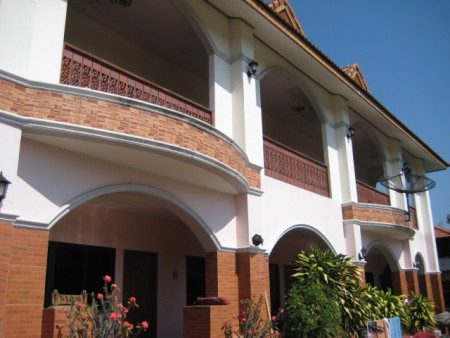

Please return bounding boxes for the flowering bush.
[222,295,283,338]
[64,275,149,337]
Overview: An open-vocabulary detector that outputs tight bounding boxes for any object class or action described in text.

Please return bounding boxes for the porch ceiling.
[68,0,207,78]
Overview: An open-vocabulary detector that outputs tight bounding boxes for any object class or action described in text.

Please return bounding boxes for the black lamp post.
[0,172,11,202]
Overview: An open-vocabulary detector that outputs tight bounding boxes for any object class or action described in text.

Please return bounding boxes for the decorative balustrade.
[263,138,329,197]
[409,206,418,230]
[60,45,213,124]
[356,181,390,206]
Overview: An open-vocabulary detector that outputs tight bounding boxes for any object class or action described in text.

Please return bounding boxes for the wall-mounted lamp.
[0,172,11,202]
[110,0,132,7]
[252,234,264,247]
[346,126,355,139]
[247,59,259,78]
[358,247,367,261]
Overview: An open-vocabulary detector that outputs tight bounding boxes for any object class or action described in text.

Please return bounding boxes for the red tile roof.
[435,226,450,238]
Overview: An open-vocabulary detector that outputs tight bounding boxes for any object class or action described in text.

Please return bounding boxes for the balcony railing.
[60,44,213,124]
[356,181,390,206]
[354,182,418,229]
[263,138,329,197]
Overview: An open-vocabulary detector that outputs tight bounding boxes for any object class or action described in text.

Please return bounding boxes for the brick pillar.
[392,270,408,295]
[0,220,14,338]
[429,273,445,313]
[184,250,271,337]
[354,262,366,287]
[405,269,420,294]
[184,251,239,338]
[3,226,49,338]
[236,250,270,302]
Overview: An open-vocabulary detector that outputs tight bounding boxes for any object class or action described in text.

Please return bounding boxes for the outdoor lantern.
[346,126,355,139]
[252,234,264,247]
[247,59,259,78]
[0,172,11,202]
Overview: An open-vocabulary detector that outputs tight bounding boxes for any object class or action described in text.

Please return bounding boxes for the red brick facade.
[0,223,49,338]
[0,77,261,190]
[184,251,270,338]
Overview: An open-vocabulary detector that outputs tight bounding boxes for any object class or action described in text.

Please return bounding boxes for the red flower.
[97,293,104,300]
[103,275,112,283]
[109,312,117,320]
[141,321,149,330]
[129,296,137,303]
[116,303,124,308]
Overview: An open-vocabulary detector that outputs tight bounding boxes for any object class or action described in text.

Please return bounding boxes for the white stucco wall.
[0,0,67,83]
[260,175,346,255]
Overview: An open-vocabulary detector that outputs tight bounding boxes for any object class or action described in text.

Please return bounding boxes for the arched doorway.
[269,226,333,314]
[364,245,398,293]
[45,187,216,338]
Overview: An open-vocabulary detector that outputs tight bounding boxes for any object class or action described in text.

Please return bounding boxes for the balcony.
[263,138,329,197]
[60,45,213,124]
[357,181,390,205]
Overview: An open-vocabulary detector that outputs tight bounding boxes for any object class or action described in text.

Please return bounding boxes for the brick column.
[429,273,445,313]
[392,270,408,295]
[184,250,271,337]
[0,220,14,338]
[405,269,420,294]
[184,251,239,338]
[354,262,366,287]
[236,250,270,303]
[3,226,49,338]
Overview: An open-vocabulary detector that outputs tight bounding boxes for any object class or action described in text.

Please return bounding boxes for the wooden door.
[123,250,157,337]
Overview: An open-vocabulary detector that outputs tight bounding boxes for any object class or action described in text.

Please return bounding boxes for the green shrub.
[284,282,343,338]
[403,292,436,334]
[291,248,367,336]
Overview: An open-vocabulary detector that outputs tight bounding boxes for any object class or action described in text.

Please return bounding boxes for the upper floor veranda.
[0,0,446,238]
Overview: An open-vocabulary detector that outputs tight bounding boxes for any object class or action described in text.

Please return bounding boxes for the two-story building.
[0,0,447,337]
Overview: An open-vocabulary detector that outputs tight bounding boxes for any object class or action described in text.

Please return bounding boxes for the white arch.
[45,184,220,251]
[366,240,401,271]
[268,224,336,255]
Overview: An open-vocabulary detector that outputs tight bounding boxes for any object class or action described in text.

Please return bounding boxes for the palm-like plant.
[291,248,368,337]
[403,292,436,334]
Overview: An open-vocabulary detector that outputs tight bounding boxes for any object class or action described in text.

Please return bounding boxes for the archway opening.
[364,246,397,293]
[45,190,212,338]
[268,227,331,314]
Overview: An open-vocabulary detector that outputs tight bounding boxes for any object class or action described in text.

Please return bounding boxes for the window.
[45,241,115,307]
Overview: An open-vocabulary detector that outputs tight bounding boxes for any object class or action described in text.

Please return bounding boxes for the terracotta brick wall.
[186,251,270,337]
[405,270,419,294]
[41,307,69,338]
[430,273,445,313]
[342,204,413,228]
[0,221,14,338]
[0,77,261,189]
[2,226,49,337]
